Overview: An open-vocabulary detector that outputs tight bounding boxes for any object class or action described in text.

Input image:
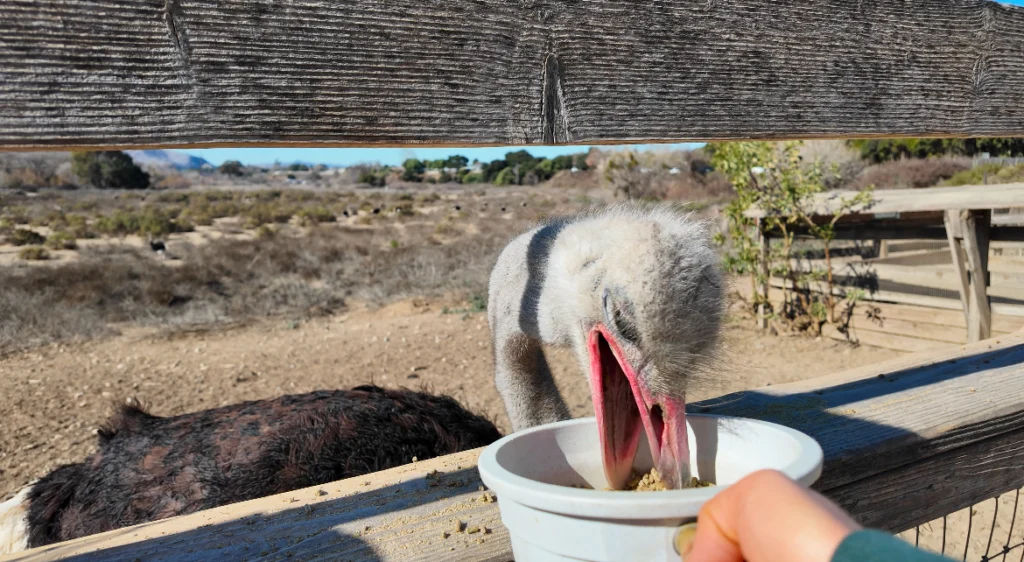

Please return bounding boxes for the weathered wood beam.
[745,185,1024,219]
[3,0,1024,149]
[962,210,993,341]
[945,209,974,326]
[9,332,1024,562]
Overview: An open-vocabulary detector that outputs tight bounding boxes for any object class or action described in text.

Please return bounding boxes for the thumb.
[679,503,744,562]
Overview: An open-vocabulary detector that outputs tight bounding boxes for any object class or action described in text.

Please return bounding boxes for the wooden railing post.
[962,210,992,341]
[943,210,971,327]
[943,209,992,342]
[757,219,770,329]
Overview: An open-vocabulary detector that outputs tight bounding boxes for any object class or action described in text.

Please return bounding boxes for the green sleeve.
[832,529,956,562]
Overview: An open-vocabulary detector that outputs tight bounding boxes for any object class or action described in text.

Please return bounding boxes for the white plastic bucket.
[477,415,823,562]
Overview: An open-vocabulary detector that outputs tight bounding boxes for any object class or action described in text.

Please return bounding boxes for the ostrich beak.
[588,325,691,490]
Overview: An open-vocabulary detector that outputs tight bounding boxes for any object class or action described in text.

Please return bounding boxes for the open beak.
[588,325,691,490]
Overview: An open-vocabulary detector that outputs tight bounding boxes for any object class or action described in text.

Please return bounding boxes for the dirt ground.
[0,297,1019,558]
[0,297,899,500]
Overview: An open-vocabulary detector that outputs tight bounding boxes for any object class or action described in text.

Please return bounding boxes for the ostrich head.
[565,206,723,489]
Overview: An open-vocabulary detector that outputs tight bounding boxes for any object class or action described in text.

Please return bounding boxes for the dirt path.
[0,298,900,500]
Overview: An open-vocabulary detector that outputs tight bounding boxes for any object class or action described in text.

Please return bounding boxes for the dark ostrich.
[19,386,501,549]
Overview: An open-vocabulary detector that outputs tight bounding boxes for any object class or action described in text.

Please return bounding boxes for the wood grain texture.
[946,209,973,324]
[4,0,1024,149]
[10,332,1024,562]
[962,210,993,341]
[746,185,1024,219]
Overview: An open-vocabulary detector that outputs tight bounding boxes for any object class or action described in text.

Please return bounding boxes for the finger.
[683,482,747,562]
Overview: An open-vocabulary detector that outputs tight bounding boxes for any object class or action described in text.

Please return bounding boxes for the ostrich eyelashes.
[603,289,641,344]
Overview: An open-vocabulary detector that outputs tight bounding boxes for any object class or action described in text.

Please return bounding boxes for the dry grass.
[0,218,527,355]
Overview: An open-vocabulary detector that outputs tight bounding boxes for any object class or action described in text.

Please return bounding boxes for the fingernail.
[674,522,698,559]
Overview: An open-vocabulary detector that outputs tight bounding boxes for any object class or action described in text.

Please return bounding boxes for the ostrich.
[488,203,723,490]
[147,235,167,259]
[0,386,500,553]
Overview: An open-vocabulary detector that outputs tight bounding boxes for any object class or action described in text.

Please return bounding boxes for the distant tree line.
[399,150,588,185]
[848,138,1024,163]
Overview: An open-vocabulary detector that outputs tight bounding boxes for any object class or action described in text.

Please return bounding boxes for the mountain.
[126,150,211,170]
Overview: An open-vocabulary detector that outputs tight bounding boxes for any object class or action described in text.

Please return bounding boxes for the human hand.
[678,469,861,562]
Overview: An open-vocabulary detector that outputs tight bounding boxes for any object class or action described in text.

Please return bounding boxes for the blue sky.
[182,144,704,167]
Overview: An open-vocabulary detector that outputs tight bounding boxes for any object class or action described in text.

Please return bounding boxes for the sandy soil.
[0,298,1014,559]
[0,298,901,501]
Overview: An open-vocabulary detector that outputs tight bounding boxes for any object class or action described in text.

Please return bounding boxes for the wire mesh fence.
[899,487,1024,562]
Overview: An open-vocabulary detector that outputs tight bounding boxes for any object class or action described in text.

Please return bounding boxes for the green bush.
[8,228,45,246]
[255,224,277,239]
[848,138,1024,163]
[219,160,245,176]
[942,163,1024,186]
[18,246,50,261]
[493,167,516,186]
[45,230,78,250]
[71,151,150,189]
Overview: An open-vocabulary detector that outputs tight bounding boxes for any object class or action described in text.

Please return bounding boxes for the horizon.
[180,143,705,168]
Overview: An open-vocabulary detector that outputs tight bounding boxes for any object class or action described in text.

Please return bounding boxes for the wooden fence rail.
[6,331,1024,562]
[3,0,1024,150]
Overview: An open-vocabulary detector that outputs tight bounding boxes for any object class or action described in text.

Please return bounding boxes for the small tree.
[713,141,873,332]
[218,160,245,176]
[401,158,425,182]
[71,151,150,189]
[445,155,469,169]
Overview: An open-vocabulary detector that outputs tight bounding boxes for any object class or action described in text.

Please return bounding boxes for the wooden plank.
[737,283,1024,335]
[10,332,1024,562]
[828,424,1024,533]
[2,450,511,562]
[820,323,953,353]
[759,275,1024,318]
[945,209,972,325]
[746,185,1024,219]
[843,317,966,346]
[963,210,993,341]
[5,1,1024,149]
[857,301,1023,335]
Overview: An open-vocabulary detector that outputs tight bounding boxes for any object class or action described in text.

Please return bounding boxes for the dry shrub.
[152,171,192,190]
[0,219,526,353]
[8,228,45,246]
[843,157,970,190]
[45,231,77,250]
[18,246,50,261]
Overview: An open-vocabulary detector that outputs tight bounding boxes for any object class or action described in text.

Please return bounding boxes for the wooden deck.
[8,330,1024,562]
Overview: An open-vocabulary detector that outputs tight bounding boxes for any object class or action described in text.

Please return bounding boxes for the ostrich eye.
[603,289,641,344]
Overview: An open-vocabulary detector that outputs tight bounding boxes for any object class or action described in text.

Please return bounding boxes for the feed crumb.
[477,485,485,492]
[453,520,465,533]
[571,469,714,491]
[441,532,450,539]
[483,526,491,534]
[316,489,327,496]
[364,525,371,532]
[411,456,418,462]
[476,538,485,544]
[467,526,480,534]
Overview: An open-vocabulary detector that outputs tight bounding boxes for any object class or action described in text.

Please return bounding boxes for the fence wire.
[900,487,1024,562]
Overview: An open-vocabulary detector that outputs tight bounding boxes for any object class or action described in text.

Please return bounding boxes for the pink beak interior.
[588,325,691,490]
